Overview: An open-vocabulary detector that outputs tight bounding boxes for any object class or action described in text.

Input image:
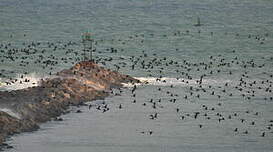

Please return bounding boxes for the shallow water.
[1,0,273,151]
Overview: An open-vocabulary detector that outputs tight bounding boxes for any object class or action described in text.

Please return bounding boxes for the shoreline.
[0,61,139,150]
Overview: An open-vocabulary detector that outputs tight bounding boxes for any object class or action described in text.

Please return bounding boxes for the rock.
[0,61,139,145]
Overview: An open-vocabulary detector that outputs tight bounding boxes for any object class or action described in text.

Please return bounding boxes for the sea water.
[1,0,273,151]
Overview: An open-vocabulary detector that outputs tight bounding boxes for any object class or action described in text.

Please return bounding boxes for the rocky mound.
[0,61,139,149]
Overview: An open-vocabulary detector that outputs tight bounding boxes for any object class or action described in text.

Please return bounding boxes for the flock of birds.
[1,29,273,140]
[86,51,273,138]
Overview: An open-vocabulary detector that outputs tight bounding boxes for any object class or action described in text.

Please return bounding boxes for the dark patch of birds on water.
[1,29,273,139]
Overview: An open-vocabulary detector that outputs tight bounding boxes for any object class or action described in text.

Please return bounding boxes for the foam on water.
[130,77,232,87]
[0,73,47,91]
[0,108,21,119]
[0,78,4,87]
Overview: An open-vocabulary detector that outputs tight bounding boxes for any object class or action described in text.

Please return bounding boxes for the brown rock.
[0,61,139,145]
